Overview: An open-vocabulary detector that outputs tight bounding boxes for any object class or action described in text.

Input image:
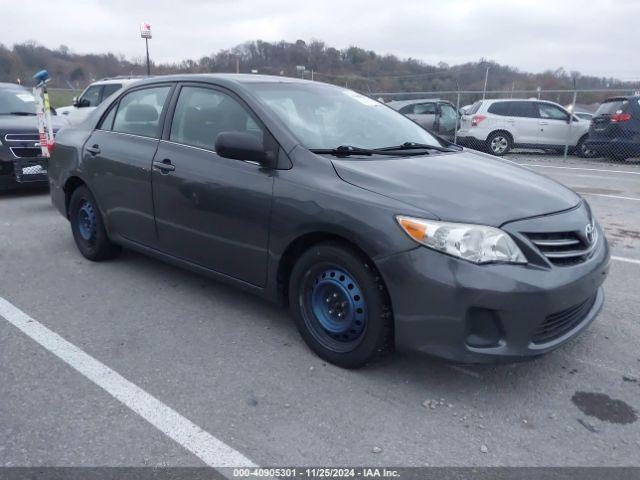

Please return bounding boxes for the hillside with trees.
[1,39,636,103]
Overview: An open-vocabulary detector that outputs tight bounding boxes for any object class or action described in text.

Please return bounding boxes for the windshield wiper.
[375,141,457,153]
[310,145,428,157]
[7,111,37,116]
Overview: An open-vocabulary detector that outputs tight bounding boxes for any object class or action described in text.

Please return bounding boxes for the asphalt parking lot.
[0,153,639,468]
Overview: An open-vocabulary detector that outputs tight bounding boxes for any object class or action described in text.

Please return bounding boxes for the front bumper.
[0,157,49,189]
[455,135,485,149]
[376,223,610,363]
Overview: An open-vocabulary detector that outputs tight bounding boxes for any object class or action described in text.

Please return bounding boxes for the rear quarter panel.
[48,127,92,216]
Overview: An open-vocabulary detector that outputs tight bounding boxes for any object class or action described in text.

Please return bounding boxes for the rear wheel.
[69,186,121,261]
[485,132,512,156]
[288,242,393,368]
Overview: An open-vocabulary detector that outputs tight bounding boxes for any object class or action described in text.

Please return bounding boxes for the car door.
[82,84,173,247]
[495,101,540,145]
[536,102,571,147]
[437,103,459,139]
[405,102,437,129]
[151,84,275,287]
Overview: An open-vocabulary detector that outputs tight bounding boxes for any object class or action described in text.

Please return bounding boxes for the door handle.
[153,159,175,173]
[86,144,100,155]
[539,121,549,125]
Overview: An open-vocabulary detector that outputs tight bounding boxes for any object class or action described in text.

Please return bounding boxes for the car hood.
[331,150,581,226]
[0,115,69,133]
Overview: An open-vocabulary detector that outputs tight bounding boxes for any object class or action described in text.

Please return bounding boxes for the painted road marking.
[0,296,256,469]
[612,255,640,266]
[579,192,640,202]
[516,164,640,176]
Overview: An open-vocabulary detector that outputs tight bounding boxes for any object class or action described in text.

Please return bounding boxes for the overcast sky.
[3,0,636,79]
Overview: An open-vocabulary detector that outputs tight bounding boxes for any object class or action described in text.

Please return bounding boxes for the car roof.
[386,98,444,108]
[91,77,144,85]
[122,73,315,87]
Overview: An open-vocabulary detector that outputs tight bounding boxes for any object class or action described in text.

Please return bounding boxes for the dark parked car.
[0,82,68,190]
[49,75,609,368]
[387,99,460,141]
[585,96,640,159]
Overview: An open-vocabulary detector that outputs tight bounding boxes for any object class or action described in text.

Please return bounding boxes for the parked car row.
[394,95,640,161]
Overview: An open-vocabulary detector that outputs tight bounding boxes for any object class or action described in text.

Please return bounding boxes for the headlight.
[396,216,527,264]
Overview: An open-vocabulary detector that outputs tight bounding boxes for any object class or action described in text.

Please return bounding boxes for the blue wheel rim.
[77,200,97,242]
[308,267,367,345]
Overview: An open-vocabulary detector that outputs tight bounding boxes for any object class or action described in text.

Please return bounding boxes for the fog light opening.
[466,308,504,348]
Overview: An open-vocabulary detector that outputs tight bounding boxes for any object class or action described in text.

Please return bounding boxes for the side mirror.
[72,96,78,107]
[215,132,274,167]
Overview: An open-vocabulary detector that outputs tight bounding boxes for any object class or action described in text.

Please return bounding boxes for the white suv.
[56,77,143,125]
[457,99,594,157]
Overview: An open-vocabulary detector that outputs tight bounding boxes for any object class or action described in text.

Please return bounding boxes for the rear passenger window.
[488,102,511,116]
[112,86,170,138]
[413,103,436,115]
[510,102,538,118]
[170,86,264,151]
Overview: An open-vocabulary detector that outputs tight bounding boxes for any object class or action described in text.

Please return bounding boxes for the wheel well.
[63,176,86,217]
[487,130,513,143]
[277,232,388,307]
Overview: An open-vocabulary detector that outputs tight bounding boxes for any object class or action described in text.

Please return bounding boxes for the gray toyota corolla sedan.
[49,74,610,368]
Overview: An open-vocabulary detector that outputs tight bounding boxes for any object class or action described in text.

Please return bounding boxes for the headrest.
[125,104,158,122]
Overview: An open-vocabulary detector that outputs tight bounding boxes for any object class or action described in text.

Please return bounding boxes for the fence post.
[454,81,461,145]
[563,79,578,160]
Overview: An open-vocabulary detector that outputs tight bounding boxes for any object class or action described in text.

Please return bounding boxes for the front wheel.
[485,132,512,156]
[69,186,121,261]
[288,242,393,369]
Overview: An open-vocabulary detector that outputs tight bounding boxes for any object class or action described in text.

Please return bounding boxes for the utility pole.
[482,66,490,99]
[235,56,240,74]
[140,22,152,76]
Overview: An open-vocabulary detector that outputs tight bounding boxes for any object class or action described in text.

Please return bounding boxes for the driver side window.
[79,85,102,107]
[169,86,265,151]
[538,103,569,121]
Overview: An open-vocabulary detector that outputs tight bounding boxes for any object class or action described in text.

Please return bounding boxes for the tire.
[485,131,512,156]
[288,241,393,369]
[69,186,121,261]
[576,136,596,158]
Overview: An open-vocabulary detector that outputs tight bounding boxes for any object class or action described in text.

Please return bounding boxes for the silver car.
[387,99,460,141]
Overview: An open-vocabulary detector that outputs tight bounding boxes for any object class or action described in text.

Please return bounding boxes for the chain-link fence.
[371,88,640,163]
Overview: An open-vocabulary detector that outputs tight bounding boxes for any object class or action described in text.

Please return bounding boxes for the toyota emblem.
[585,222,596,245]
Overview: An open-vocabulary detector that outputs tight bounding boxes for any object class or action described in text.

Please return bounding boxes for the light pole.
[140,22,152,76]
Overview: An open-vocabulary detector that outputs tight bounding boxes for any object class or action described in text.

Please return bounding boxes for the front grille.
[532,295,597,344]
[10,147,42,158]
[526,231,595,266]
[4,133,40,142]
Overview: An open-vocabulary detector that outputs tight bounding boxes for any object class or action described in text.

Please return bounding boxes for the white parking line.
[612,255,640,266]
[578,192,640,202]
[0,296,256,470]
[515,163,640,176]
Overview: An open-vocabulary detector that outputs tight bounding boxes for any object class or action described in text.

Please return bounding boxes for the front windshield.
[0,88,37,115]
[246,82,443,150]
